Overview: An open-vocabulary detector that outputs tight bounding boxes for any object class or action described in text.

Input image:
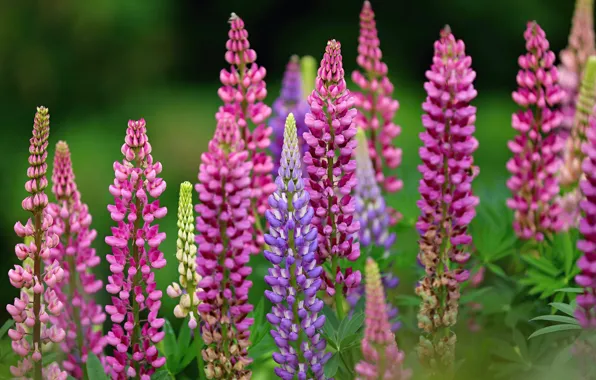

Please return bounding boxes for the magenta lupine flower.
[303,39,361,311]
[195,116,254,379]
[352,1,403,224]
[559,0,595,137]
[506,21,564,241]
[416,26,479,372]
[8,107,67,380]
[104,119,168,379]
[575,106,596,328]
[217,12,275,252]
[355,258,410,380]
[270,56,309,176]
[264,114,330,379]
[47,141,106,379]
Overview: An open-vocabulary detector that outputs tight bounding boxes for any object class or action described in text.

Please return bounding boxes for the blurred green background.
[0,0,581,377]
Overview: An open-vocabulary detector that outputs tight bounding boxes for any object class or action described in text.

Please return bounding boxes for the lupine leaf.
[531,315,579,325]
[555,287,583,294]
[248,333,276,360]
[461,287,493,304]
[86,353,109,380]
[324,353,340,378]
[488,338,525,363]
[162,319,179,373]
[521,255,561,277]
[394,295,420,306]
[179,338,199,370]
[337,312,364,343]
[549,302,576,317]
[152,369,174,380]
[0,320,14,340]
[512,329,528,360]
[178,318,191,353]
[528,324,581,339]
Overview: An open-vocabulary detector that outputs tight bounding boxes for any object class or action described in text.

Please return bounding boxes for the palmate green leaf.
[0,320,14,340]
[86,353,109,380]
[555,287,583,294]
[528,324,581,339]
[337,312,364,343]
[488,338,526,364]
[486,262,507,278]
[512,329,529,360]
[178,318,191,353]
[324,352,340,378]
[521,255,561,277]
[558,231,575,276]
[248,333,276,360]
[152,369,175,380]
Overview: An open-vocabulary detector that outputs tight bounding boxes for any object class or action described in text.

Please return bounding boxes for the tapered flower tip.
[229,12,239,22]
[214,116,241,152]
[300,55,317,98]
[319,40,344,83]
[441,24,452,37]
[355,128,370,158]
[56,141,69,155]
[180,181,193,196]
[362,0,371,10]
[34,106,50,130]
[284,113,297,142]
[365,257,380,282]
[52,140,77,201]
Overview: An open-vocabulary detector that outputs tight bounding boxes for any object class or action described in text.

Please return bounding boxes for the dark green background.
[0,0,581,378]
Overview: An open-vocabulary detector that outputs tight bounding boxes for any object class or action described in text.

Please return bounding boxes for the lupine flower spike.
[217,12,275,252]
[264,113,330,379]
[352,0,403,224]
[104,119,168,379]
[575,105,596,328]
[8,107,67,380]
[195,116,254,379]
[47,141,106,379]
[506,21,564,241]
[559,0,595,137]
[559,56,596,230]
[303,39,361,318]
[355,258,410,380]
[348,128,400,331]
[167,181,201,329]
[270,56,309,176]
[416,26,479,375]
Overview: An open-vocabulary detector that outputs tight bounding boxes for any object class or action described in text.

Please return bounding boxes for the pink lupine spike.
[355,258,410,380]
[559,0,595,137]
[47,141,106,379]
[104,119,167,379]
[8,107,67,380]
[416,26,479,375]
[195,116,254,379]
[217,12,274,253]
[352,1,403,224]
[304,39,361,316]
[506,21,564,241]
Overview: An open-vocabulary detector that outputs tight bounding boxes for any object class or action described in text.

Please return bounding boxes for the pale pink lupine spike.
[104,119,167,378]
[47,141,106,378]
[217,12,274,254]
[8,107,67,379]
[352,1,403,224]
[355,258,410,380]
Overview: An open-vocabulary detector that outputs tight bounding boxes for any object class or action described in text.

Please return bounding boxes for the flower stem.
[33,211,42,380]
[194,329,206,379]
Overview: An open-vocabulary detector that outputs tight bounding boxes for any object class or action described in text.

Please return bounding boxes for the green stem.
[332,256,346,320]
[33,212,42,380]
[130,156,143,380]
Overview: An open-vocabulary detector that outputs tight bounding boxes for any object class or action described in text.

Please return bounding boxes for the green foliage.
[158,318,198,376]
[529,297,581,340]
[87,353,108,380]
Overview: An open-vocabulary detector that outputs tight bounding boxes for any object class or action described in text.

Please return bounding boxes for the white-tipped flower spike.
[167,181,201,329]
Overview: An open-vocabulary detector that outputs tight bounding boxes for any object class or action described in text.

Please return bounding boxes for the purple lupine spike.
[559,0,595,138]
[104,119,168,379]
[270,56,310,177]
[575,105,596,328]
[47,141,106,379]
[348,128,400,331]
[195,116,254,379]
[264,113,330,379]
[355,258,410,380]
[416,26,479,373]
[352,0,403,225]
[217,12,275,253]
[8,107,67,380]
[303,39,361,314]
[506,21,564,241]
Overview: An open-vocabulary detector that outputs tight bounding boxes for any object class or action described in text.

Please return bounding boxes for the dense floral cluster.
[195,116,254,379]
[167,181,201,329]
[47,141,106,378]
[104,119,168,378]
[506,21,564,241]
[217,12,275,252]
[303,39,361,303]
[264,113,330,379]
[352,1,403,223]
[8,107,67,380]
[415,26,479,373]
